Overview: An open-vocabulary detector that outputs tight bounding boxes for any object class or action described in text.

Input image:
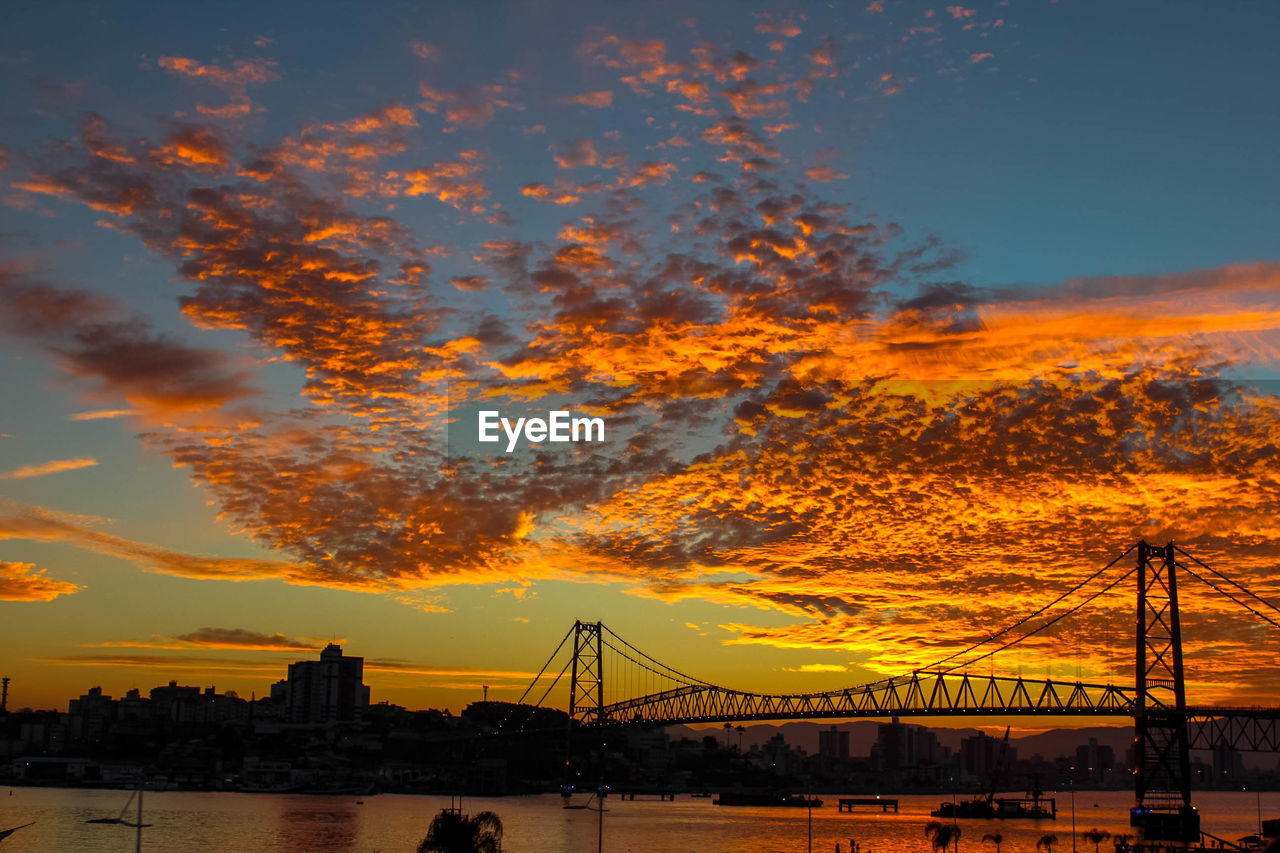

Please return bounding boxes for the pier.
[838,798,899,813]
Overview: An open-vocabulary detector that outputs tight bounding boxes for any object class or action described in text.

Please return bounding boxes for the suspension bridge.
[514,541,1280,842]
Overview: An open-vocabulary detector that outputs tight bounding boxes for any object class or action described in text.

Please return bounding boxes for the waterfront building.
[67,686,113,743]
[280,644,370,724]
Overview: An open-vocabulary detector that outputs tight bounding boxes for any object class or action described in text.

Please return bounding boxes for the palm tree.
[1113,833,1132,853]
[926,820,962,852]
[1083,828,1111,853]
[1036,833,1059,853]
[982,831,1004,853]
[417,808,503,853]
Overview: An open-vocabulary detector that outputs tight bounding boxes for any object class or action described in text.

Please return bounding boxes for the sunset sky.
[2,0,1280,719]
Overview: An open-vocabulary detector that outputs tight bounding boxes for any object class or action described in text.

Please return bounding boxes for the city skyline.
[2,1,1280,717]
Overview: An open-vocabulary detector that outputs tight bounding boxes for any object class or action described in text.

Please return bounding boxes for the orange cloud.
[556,91,614,108]
[418,82,521,128]
[805,166,849,182]
[92,627,334,652]
[0,560,80,602]
[68,409,142,421]
[0,457,98,480]
[10,30,1280,710]
[157,56,277,118]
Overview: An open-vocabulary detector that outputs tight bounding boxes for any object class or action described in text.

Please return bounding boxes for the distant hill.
[669,721,1133,761]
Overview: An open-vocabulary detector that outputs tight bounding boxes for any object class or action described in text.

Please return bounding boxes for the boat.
[930,731,1056,821]
[714,792,822,807]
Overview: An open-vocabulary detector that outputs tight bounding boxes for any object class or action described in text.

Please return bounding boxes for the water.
[0,787,1272,852]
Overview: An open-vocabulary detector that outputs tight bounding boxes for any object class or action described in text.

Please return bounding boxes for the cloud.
[552,138,599,169]
[7,21,1280,708]
[0,275,258,421]
[0,457,98,480]
[804,166,849,182]
[418,82,521,128]
[92,627,332,652]
[69,409,142,421]
[410,41,440,60]
[0,499,322,586]
[555,91,614,108]
[157,56,278,119]
[0,560,80,601]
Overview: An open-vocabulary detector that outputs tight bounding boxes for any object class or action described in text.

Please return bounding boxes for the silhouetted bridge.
[516,541,1280,842]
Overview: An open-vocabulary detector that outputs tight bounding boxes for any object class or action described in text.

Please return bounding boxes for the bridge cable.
[516,623,575,706]
[937,563,1138,675]
[599,634,700,687]
[920,542,1138,673]
[1175,561,1280,632]
[533,655,575,709]
[600,625,719,688]
[1175,547,1280,616]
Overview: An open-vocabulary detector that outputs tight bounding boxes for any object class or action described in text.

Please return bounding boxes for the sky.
[1,0,1280,719]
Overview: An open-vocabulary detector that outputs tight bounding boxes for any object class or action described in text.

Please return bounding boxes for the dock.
[839,797,899,813]
[617,791,677,801]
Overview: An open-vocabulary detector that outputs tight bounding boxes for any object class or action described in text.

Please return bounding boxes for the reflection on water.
[0,787,1274,852]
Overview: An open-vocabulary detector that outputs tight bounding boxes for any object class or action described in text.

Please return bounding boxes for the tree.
[1083,828,1111,853]
[1037,834,1059,853]
[982,832,1004,853]
[926,820,962,852]
[417,809,504,853]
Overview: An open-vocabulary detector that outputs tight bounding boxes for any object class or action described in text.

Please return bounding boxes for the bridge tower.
[569,620,604,725]
[1131,541,1199,841]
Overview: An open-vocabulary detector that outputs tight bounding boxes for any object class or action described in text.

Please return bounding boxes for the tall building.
[870,717,950,772]
[1074,737,1115,785]
[960,731,1016,784]
[67,686,114,742]
[281,644,370,724]
[819,726,850,761]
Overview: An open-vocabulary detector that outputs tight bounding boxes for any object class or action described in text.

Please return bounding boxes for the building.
[280,644,370,724]
[67,686,113,742]
[959,731,1015,785]
[1212,740,1246,785]
[870,717,950,773]
[1074,737,1115,785]
[819,726,850,761]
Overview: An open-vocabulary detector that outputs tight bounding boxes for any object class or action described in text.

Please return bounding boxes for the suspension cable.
[601,624,719,687]
[533,655,575,708]
[922,542,1138,673]
[516,623,575,706]
[600,634,700,686]
[1175,546,1280,615]
[1176,561,1280,631]
[938,564,1138,675]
